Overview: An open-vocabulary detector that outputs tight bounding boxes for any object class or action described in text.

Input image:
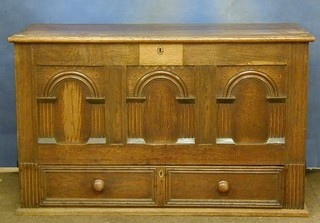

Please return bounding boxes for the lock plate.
[139,44,183,65]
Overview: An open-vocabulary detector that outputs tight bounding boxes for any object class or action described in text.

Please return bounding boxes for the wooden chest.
[8,24,315,216]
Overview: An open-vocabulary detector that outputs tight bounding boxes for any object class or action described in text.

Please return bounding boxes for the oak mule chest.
[9,24,315,216]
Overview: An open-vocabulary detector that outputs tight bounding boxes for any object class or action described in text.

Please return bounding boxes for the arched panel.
[216,70,285,145]
[45,71,98,97]
[143,80,180,144]
[134,70,188,98]
[231,78,269,143]
[127,68,195,145]
[54,79,91,144]
[37,71,106,145]
[225,71,277,98]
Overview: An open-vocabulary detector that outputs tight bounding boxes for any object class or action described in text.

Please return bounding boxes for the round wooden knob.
[218,180,229,193]
[93,179,105,192]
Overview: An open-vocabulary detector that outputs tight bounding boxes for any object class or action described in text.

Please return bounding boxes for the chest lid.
[8,23,315,43]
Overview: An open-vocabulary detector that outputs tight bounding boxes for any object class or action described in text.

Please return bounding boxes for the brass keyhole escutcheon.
[157,46,164,55]
[158,169,165,178]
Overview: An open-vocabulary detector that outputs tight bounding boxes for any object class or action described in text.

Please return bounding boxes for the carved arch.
[224,70,278,97]
[44,71,99,97]
[217,70,285,145]
[38,70,105,145]
[134,70,188,97]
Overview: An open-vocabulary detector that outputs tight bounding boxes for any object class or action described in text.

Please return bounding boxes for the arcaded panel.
[36,66,105,97]
[231,78,269,143]
[54,80,91,143]
[127,66,196,144]
[216,66,287,144]
[36,67,106,144]
[216,65,287,97]
[126,66,196,97]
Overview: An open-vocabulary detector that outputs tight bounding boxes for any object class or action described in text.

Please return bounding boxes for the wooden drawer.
[40,166,158,207]
[165,166,284,208]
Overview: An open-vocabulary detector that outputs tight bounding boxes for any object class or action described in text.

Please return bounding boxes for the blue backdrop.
[0,0,319,167]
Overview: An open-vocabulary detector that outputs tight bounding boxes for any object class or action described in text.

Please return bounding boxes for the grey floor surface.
[1,170,320,223]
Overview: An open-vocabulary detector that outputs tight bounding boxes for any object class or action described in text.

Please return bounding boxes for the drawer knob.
[93,179,105,192]
[218,180,229,193]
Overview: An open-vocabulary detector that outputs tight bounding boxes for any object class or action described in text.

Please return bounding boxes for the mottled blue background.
[0,0,319,167]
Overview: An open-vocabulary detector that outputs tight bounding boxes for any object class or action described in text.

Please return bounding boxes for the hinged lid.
[8,23,315,43]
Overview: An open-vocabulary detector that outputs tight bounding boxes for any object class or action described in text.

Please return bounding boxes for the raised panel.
[216,66,287,145]
[231,78,269,143]
[36,67,106,144]
[54,80,91,143]
[127,67,195,144]
[143,80,180,143]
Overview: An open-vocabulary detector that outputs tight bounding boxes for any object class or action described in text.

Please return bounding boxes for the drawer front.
[40,166,158,207]
[166,166,284,208]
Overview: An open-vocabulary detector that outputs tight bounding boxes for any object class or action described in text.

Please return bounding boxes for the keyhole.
[158,169,164,178]
[157,46,164,55]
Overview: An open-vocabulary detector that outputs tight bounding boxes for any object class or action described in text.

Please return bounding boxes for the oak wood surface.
[10,23,314,213]
[165,166,284,208]
[16,206,309,217]
[40,166,157,207]
[36,144,286,165]
[8,23,315,43]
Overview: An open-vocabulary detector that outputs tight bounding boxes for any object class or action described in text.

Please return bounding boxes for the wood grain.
[139,44,183,65]
[231,78,269,143]
[287,44,309,163]
[55,80,90,144]
[107,66,127,144]
[10,24,314,214]
[8,24,315,43]
[16,206,309,217]
[285,164,306,209]
[20,163,41,208]
[32,44,139,66]
[184,43,292,65]
[196,66,215,144]
[40,166,157,207]
[15,44,36,162]
[143,80,180,144]
[37,144,286,165]
[165,166,284,208]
